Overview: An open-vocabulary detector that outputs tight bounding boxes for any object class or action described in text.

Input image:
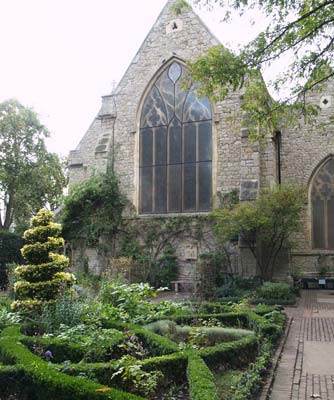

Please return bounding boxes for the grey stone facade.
[68,0,334,280]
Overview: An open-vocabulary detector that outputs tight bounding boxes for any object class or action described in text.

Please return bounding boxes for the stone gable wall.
[67,0,334,280]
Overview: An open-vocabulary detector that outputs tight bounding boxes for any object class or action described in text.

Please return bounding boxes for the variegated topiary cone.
[12,209,74,315]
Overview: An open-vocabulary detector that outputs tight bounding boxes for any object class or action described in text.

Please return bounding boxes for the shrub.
[34,293,88,334]
[0,326,145,400]
[231,340,273,400]
[211,185,305,280]
[99,282,158,324]
[254,282,295,302]
[12,209,74,315]
[187,354,219,400]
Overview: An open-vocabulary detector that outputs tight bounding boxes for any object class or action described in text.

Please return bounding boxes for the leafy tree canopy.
[190,0,334,139]
[211,185,306,280]
[0,99,67,232]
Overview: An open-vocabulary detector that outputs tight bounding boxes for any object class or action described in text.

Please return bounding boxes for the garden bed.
[0,301,285,400]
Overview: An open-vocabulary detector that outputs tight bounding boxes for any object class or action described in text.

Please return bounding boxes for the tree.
[211,185,305,280]
[12,209,73,315]
[190,0,334,138]
[0,99,67,232]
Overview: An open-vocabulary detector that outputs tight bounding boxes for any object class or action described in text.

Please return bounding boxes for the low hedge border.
[22,329,125,363]
[0,304,286,400]
[164,311,284,342]
[251,297,296,306]
[0,326,145,400]
[22,336,87,363]
[103,320,180,356]
[198,334,258,368]
[187,354,219,400]
[57,335,258,387]
[230,341,273,400]
[0,364,29,399]
[170,312,250,328]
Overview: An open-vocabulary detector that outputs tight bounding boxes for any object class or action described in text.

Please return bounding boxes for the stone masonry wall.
[67,0,248,279]
[280,80,334,275]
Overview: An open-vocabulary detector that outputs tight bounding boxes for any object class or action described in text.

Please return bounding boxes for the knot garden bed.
[0,303,285,400]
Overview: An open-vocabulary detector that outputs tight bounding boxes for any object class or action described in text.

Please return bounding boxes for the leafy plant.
[34,293,88,333]
[169,0,191,15]
[0,306,20,331]
[254,282,294,301]
[99,282,158,324]
[211,185,305,280]
[112,355,163,395]
[62,167,126,246]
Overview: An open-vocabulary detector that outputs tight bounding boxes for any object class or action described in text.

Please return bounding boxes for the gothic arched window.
[311,157,334,249]
[139,61,212,214]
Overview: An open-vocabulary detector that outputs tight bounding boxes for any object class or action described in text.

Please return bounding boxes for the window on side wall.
[311,157,334,250]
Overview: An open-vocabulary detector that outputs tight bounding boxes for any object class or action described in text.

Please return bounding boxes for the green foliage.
[254,282,295,302]
[121,216,207,287]
[191,1,334,138]
[99,282,166,324]
[214,276,261,300]
[62,168,126,245]
[112,355,163,396]
[0,99,66,232]
[231,340,272,400]
[187,354,219,400]
[0,305,20,332]
[46,324,124,362]
[0,230,23,288]
[31,293,88,334]
[12,209,74,315]
[151,245,178,287]
[0,326,145,400]
[169,0,191,15]
[211,185,305,280]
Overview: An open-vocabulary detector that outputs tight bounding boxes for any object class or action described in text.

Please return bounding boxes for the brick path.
[270,290,334,400]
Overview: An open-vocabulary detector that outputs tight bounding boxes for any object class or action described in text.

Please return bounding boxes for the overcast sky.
[0,0,267,157]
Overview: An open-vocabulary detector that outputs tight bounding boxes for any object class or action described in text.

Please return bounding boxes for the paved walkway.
[270,290,334,400]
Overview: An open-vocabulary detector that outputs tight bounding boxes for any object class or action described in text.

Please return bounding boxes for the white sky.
[0,0,268,157]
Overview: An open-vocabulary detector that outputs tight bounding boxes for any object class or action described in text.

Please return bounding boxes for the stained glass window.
[139,61,212,214]
[311,158,334,249]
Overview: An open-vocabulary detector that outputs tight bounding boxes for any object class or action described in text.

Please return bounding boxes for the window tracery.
[311,157,334,249]
[139,61,212,214]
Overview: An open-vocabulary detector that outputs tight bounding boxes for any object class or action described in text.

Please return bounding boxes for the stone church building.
[68,0,334,283]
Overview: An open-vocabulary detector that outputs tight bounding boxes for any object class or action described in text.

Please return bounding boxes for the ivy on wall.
[62,168,126,246]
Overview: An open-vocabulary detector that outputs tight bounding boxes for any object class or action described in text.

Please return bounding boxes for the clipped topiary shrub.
[12,209,74,315]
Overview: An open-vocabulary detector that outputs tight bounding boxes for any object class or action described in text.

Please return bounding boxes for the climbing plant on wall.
[120,216,210,287]
[62,168,126,246]
[12,209,73,315]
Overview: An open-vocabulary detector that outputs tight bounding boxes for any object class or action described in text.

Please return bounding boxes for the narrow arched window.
[139,61,212,214]
[311,157,334,249]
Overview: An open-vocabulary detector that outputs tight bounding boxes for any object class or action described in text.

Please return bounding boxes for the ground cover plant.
[0,279,286,400]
